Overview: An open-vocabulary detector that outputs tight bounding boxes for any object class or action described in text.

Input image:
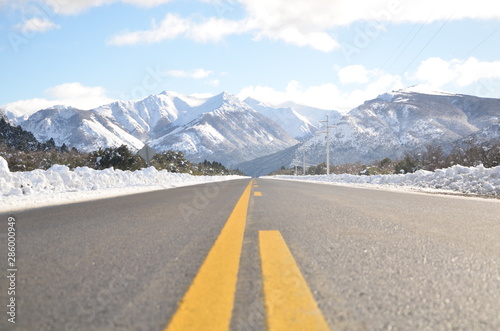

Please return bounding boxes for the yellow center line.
[254,191,263,197]
[259,230,330,331]
[165,180,253,331]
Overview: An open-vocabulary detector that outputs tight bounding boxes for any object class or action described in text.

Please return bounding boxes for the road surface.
[1,178,499,330]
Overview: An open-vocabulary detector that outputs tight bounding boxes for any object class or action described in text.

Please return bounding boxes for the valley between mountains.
[2,86,499,176]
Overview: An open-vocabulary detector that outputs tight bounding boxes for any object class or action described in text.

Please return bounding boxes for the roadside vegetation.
[1,117,497,177]
[0,144,244,176]
[270,142,500,176]
[0,118,243,176]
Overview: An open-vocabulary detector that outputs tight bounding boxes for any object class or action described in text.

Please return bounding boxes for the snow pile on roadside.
[269,165,500,196]
[0,156,245,212]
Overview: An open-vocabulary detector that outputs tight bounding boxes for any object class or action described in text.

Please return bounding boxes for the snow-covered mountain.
[9,88,499,176]
[237,144,301,177]
[298,88,482,163]
[457,122,500,147]
[1,107,36,125]
[0,109,8,122]
[17,92,298,168]
[0,110,56,152]
[21,106,144,152]
[244,98,341,140]
[92,91,206,141]
[147,92,298,167]
[238,88,500,176]
[277,100,343,126]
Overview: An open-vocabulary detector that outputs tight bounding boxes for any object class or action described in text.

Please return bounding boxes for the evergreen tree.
[0,118,41,152]
[93,145,144,171]
[395,155,418,174]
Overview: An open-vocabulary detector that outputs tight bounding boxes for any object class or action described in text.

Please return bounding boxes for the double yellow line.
[165,180,329,331]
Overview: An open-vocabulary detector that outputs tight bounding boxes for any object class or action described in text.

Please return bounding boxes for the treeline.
[271,141,500,176]
[394,142,499,174]
[0,119,242,175]
[1,142,244,176]
[0,117,72,154]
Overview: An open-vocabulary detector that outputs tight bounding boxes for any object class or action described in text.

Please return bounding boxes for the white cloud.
[411,57,457,88]
[191,68,213,79]
[238,68,403,112]
[2,83,115,117]
[108,13,190,45]
[189,92,214,99]
[108,13,248,46]
[253,26,339,53]
[164,68,221,86]
[237,0,500,51]
[1,98,57,118]
[12,0,500,21]
[45,82,112,104]
[411,57,500,89]
[239,0,500,27]
[105,0,500,52]
[338,65,370,84]
[208,79,220,86]
[238,82,346,110]
[396,0,500,22]
[455,58,500,87]
[165,68,214,79]
[188,17,246,43]
[108,6,338,51]
[15,17,60,33]
[240,58,499,112]
[7,0,500,55]
[238,85,288,105]
[38,0,174,15]
[165,70,188,78]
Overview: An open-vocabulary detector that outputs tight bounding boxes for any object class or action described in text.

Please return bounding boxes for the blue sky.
[1,0,499,115]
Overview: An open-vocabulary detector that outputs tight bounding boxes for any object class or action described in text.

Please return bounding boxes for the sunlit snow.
[0,156,245,213]
[268,165,500,196]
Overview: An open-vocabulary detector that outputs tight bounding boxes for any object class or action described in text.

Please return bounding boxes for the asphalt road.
[1,178,499,330]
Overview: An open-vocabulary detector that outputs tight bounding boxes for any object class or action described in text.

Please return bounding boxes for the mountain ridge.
[10,91,302,168]
[237,89,500,176]
[3,89,498,176]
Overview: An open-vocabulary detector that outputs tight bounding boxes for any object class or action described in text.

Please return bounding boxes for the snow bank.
[269,165,500,196]
[0,156,246,212]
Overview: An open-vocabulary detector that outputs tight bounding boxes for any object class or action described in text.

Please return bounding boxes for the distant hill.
[12,92,299,168]
[4,88,499,176]
[237,88,500,176]
[0,110,41,152]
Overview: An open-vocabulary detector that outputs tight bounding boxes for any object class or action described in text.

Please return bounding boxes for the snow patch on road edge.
[266,165,500,197]
[0,156,247,213]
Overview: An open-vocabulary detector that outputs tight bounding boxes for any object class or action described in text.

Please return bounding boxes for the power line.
[382,8,437,72]
[462,27,499,59]
[399,12,455,76]
[383,20,427,72]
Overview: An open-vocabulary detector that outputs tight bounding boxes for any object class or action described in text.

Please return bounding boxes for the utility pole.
[318,115,335,175]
